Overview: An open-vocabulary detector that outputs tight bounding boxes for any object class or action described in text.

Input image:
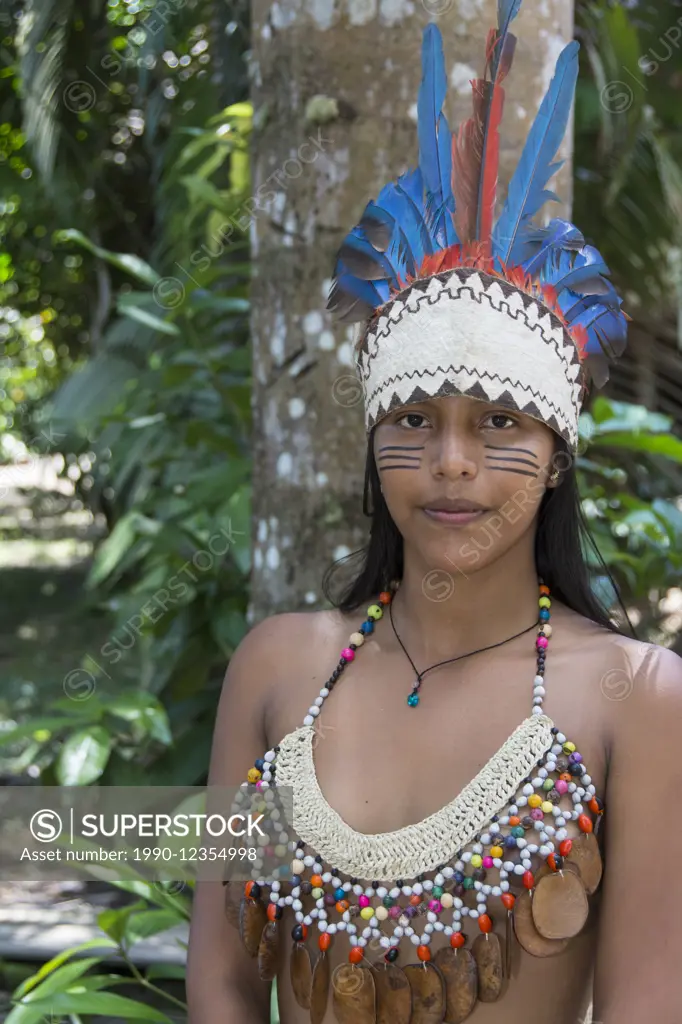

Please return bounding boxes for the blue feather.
[418,24,458,248]
[521,218,584,277]
[492,40,580,267]
[571,302,628,358]
[337,228,397,282]
[360,200,416,280]
[492,0,523,79]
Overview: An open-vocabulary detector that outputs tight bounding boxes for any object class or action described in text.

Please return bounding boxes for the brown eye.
[396,412,429,429]
[483,413,516,430]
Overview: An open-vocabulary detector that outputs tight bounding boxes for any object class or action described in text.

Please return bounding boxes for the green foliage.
[7,880,190,1023]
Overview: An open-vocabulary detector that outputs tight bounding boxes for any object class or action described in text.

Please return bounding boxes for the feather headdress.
[326,7,628,452]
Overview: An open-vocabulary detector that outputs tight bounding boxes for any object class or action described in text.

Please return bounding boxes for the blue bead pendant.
[407,691,420,707]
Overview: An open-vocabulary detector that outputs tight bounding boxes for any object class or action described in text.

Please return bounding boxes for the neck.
[389,545,542,666]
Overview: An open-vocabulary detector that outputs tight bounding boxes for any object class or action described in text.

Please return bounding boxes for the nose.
[432,428,478,481]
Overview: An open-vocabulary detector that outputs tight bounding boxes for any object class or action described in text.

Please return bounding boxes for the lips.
[421,500,490,527]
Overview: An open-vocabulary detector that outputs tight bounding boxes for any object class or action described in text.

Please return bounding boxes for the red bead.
[299,923,308,940]
[349,947,363,964]
[244,881,256,898]
[409,894,421,906]
[417,945,431,961]
[478,914,493,933]
[589,796,604,815]
[522,870,535,890]
[501,893,515,910]
[379,591,392,605]
[267,903,279,921]
[450,932,465,948]
[559,838,573,857]
[547,853,558,872]
[319,933,331,951]
[578,813,593,834]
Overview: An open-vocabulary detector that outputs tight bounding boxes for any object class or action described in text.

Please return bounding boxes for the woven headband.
[326,8,628,454]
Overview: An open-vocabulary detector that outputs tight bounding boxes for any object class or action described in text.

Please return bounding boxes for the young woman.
[186,11,682,1024]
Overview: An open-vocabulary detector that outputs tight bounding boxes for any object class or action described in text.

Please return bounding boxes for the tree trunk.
[249,0,575,623]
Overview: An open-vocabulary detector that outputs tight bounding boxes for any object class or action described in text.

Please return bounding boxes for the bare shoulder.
[234,605,362,743]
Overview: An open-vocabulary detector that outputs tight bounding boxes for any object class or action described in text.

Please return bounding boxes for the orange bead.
[478,914,493,933]
[319,933,331,951]
[409,894,421,906]
[379,591,392,605]
[501,893,515,910]
[560,772,572,783]
[540,585,550,595]
[578,813,593,834]
[559,838,573,857]
[244,881,256,898]
[508,816,521,827]
[450,932,465,948]
[522,870,535,890]
[417,945,431,961]
[267,903,279,920]
[589,797,603,815]
[547,852,558,872]
[299,924,308,939]
[336,900,349,913]
[349,947,363,964]
[310,874,323,888]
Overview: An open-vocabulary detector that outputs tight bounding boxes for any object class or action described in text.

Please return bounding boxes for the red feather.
[478,82,505,247]
[452,79,488,242]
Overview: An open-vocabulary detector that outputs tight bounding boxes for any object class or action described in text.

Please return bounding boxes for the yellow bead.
[350,632,365,646]
[471,854,482,868]
[247,767,262,783]
[539,596,551,608]
[360,906,374,920]
[528,794,542,808]
[541,801,553,814]
[563,741,576,754]
[490,845,503,859]
[275,845,287,857]
[312,887,324,899]
[367,604,383,620]
[540,624,552,638]
[440,892,454,908]
[375,905,389,920]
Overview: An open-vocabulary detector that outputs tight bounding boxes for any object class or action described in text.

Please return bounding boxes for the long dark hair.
[322,429,636,638]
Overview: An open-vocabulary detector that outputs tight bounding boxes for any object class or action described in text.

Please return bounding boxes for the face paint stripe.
[378,455,422,462]
[484,444,538,458]
[378,465,422,471]
[485,455,540,469]
[378,445,426,452]
[486,466,538,478]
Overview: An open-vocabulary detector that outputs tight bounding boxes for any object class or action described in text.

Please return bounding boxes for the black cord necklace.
[388,591,540,707]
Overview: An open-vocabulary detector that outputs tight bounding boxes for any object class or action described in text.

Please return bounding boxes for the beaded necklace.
[227,579,605,1022]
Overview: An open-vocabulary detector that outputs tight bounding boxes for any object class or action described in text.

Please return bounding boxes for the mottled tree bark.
[249,0,574,623]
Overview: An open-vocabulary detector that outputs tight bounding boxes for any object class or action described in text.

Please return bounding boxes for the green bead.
[432,885,444,897]
[543,778,554,791]
[538,596,551,608]
[511,826,524,839]
[463,876,474,890]
[383,895,394,908]
[407,692,420,707]
[367,604,383,620]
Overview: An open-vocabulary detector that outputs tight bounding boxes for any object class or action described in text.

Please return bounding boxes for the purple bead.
[531,808,544,821]
[324,893,336,906]
[404,906,417,919]
[568,752,583,763]
[388,905,401,919]
[504,835,517,848]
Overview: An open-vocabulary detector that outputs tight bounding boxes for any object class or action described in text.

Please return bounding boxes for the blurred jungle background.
[0,0,681,1020]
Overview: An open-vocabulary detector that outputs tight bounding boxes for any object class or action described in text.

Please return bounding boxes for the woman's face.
[373,395,562,576]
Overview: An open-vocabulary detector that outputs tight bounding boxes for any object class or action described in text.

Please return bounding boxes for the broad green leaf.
[14,959,102,1003]
[55,726,112,785]
[124,909,183,946]
[591,431,682,461]
[119,303,180,336]
[98,900,148,944]
[54,229,160,285]
[13,947,115,1000]
[86,511,141,589]
[21,991,174,1022]
[0,717,78,747]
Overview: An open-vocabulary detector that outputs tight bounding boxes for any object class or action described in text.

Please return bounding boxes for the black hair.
[322,429,637,638]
